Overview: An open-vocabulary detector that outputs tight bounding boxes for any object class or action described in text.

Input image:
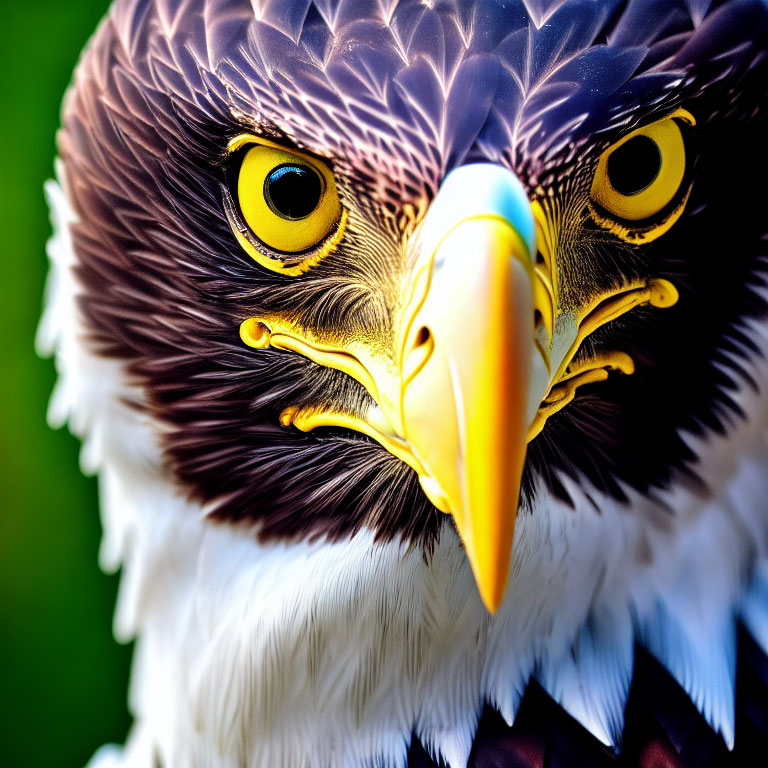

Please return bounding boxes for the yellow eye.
[589,109,695,243]
[226,135,346,275]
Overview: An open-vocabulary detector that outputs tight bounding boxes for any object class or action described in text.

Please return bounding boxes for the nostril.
[414,326,431,348]
[404,326,434,383]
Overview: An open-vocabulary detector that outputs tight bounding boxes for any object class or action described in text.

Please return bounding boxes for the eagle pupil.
[607,135,662,197]
[264,164,322,220]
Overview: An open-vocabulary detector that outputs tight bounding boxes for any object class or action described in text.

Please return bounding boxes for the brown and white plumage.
[39,0,768,765]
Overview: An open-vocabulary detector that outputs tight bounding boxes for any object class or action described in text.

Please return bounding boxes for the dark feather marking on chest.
[407,627,768,768]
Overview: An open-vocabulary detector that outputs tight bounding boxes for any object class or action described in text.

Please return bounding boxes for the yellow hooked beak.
[397,166,539,612]
[241,164,544,613]
[400,223,534,611]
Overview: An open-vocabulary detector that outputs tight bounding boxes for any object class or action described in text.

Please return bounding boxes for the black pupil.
[606,135,662,196]
[264,164,322,219]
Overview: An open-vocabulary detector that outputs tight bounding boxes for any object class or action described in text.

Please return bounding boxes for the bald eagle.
[39,0,768,765]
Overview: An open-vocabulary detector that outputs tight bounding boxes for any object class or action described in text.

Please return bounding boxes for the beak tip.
[477,578,506,614]
[467,544,511,615]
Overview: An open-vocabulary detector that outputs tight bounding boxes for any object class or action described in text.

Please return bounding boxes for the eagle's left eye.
[224,135,346,275]
[589,109,695,243]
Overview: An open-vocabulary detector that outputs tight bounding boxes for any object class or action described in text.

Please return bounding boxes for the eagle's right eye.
[224,135,347,275]
[236,142,341,253]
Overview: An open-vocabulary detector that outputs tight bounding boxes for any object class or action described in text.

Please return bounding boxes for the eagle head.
[40,0,768,764]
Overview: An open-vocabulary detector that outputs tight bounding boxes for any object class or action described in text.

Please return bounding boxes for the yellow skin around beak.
[400,218,535,612]
[241,164,542,613]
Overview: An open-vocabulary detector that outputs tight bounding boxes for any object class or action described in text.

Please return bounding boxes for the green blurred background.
[0,2,133,766]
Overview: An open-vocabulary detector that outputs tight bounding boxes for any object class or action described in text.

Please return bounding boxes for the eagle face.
[42,0,768,763]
